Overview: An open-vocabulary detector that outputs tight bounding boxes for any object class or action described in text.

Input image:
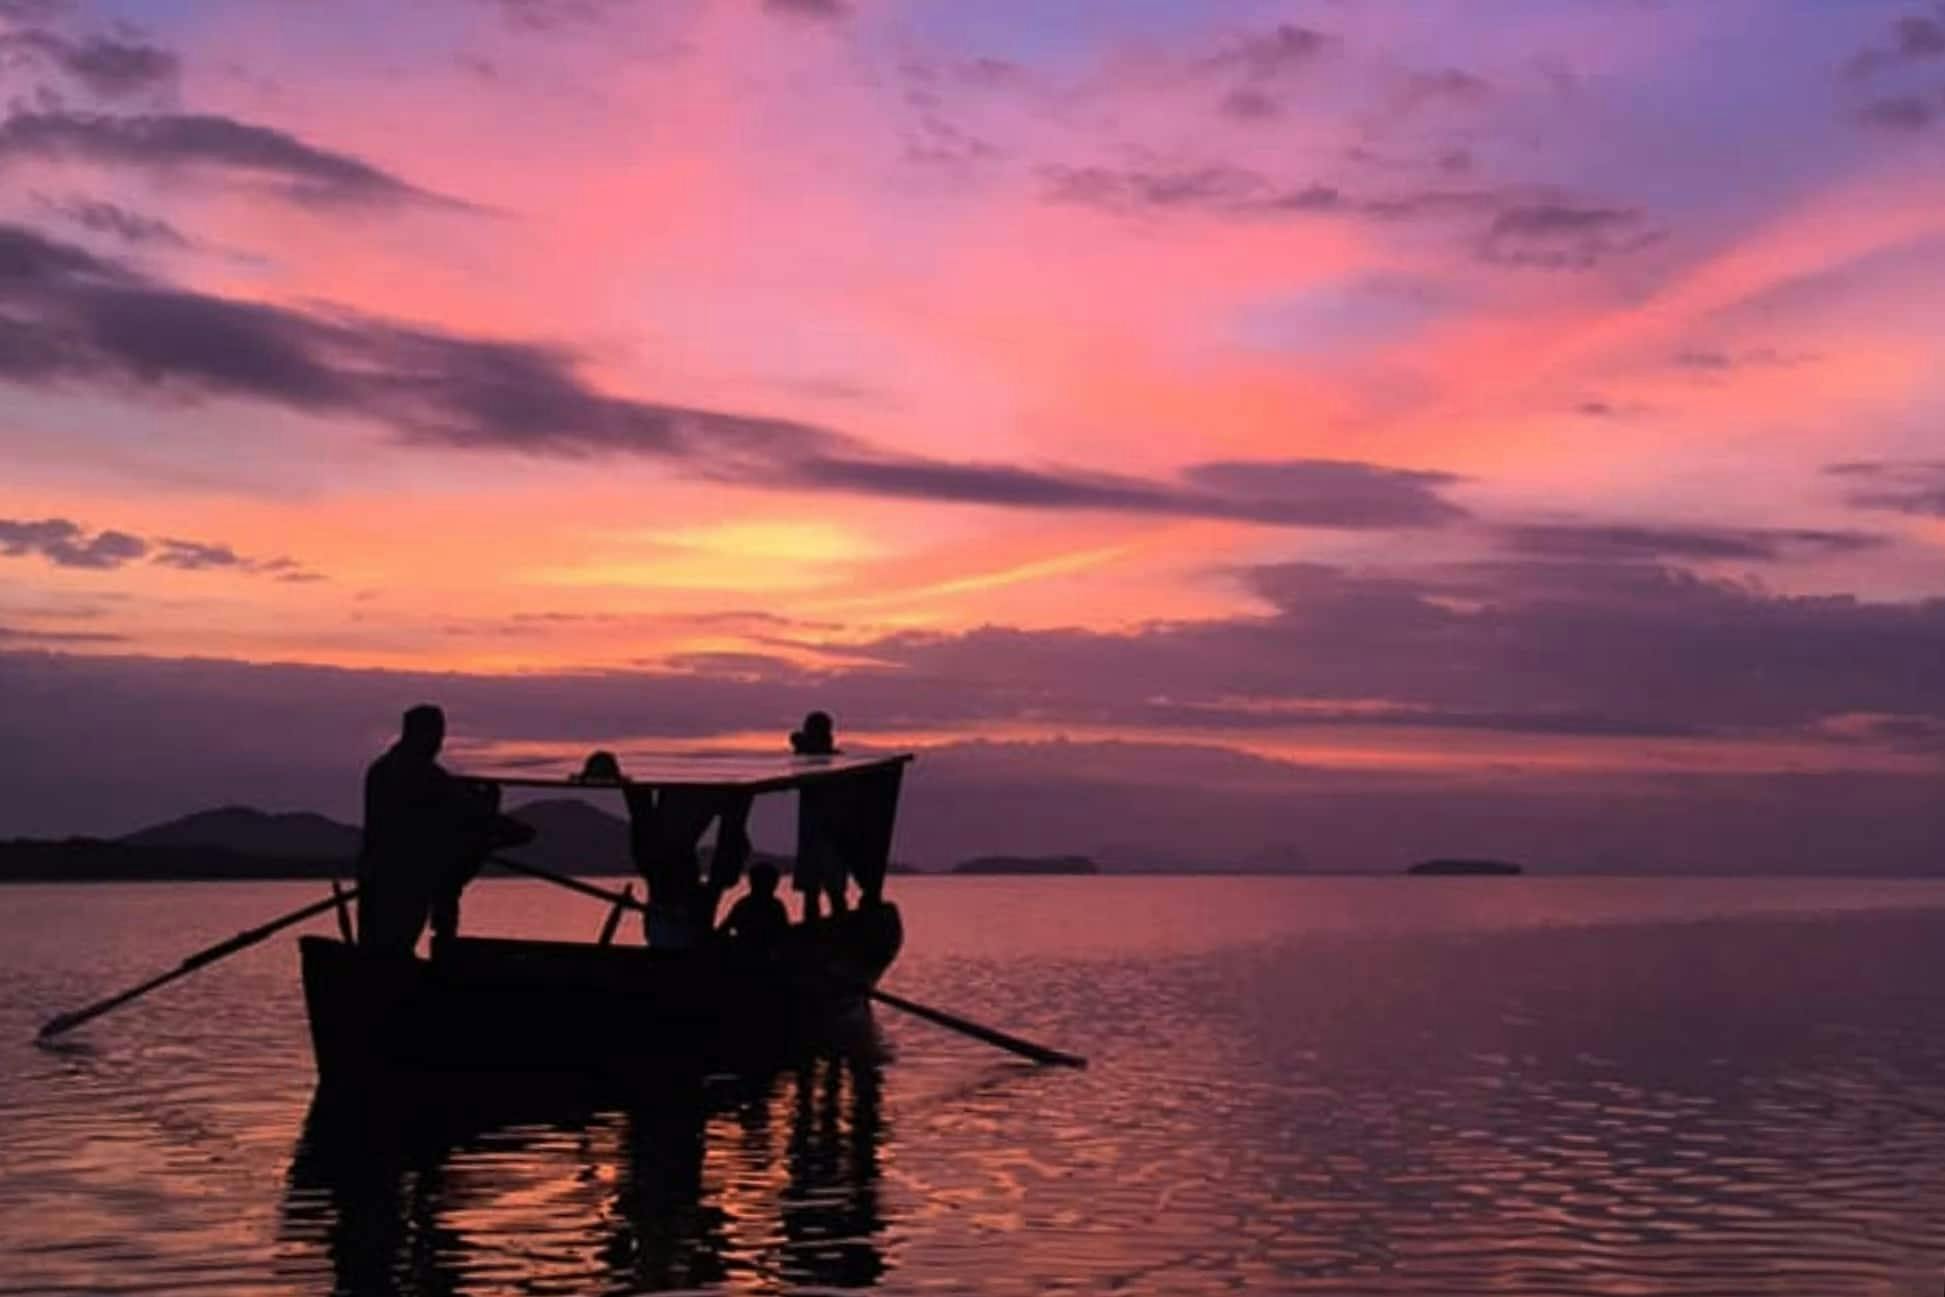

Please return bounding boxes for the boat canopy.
[463,753,913,911]
[462,752,914,795]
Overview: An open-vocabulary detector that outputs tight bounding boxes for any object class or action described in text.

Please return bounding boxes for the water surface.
[4,877,1945,1294]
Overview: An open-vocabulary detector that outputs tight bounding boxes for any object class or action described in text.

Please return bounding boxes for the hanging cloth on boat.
[793,781,844,903]
[627,784,729,947]
[834,762,902,905]
[707,793,754,897]
[793,763,903,905]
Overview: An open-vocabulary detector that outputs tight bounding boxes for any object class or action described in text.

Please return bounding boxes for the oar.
[37,886,359,1042]
[486,854,1087,1068]
[863,985,1086,1068]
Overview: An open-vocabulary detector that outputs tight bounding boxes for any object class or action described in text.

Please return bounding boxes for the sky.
[1,0,1942,870]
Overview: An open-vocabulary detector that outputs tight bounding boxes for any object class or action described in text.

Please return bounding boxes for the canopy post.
[597,883,634,945]
[329,878,355,944]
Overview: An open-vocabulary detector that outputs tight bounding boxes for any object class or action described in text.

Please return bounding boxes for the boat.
[300,751,913,1091]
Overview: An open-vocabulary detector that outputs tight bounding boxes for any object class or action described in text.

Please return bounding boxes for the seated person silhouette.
[718,861,791,948]
[583,749,751,947]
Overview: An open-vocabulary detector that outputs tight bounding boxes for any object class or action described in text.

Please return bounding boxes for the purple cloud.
[1856,94,1938,131]
[0,29,178,99]
[0,625,127,644]
[31,194,188,247]
[1203,24,1333,80]
[1501,523,1885,562]
[1673,347,1814,372]
[787,455,1466,528]
[1827,460,1945,516]
[0,515,319,578]
[0,223,1465,529]
[1405,67,1492,103]
[764,0,848,19]
[1037,166,1656,268]
[0,518,146,568]
[2,565,1943,869]
[1846,13,1945,78]
[0,112,465,209]
[1476,204,1664,269]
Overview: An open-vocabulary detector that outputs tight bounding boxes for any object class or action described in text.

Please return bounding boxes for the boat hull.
[300,903,902,1091]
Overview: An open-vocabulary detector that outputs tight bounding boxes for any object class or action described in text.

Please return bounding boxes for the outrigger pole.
[37,886,358,1042]
[487,853,1088,1069]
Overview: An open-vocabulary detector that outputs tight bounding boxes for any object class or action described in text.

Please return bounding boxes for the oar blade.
[37,1012,78,1041]
[32,886,356,1042]
[869,987,1087,1068]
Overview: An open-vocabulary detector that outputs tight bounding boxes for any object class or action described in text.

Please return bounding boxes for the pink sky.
[1,0,1941,866]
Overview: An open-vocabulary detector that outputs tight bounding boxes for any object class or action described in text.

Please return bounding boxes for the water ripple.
[3,879,1945,1294]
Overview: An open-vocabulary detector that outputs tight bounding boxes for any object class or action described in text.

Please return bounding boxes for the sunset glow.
[2,0,1942,869]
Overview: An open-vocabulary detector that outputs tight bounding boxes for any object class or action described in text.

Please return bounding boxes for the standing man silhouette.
[357,705,529,952]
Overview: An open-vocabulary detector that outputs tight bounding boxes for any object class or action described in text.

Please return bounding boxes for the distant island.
[1408,858,1525,876]
[951,854,1100,876]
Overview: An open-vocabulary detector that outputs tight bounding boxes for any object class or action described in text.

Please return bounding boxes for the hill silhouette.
[121,798,643,874]
[122,805,361,860]
[0,797,927,882]
[501,797,632,872]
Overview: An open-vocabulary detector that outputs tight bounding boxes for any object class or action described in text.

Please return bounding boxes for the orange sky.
[1,0,1942,828]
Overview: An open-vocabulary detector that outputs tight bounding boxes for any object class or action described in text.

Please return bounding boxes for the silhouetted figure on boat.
[792,711,844,920]
[789,712,901,920]
[718,861,790,948]
[790,710,837,757]
[357,705,531,952]
[580,749,753,949]
[430,778,531,947]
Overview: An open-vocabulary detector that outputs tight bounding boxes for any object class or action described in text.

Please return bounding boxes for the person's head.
[399,703,445,759]
[749,860,780,896]
[579,749,622,783]
[790,710,835,755]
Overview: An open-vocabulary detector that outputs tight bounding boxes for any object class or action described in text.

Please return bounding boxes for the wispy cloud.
[0,112,468,209]
[1845,12,1945,79]
[0,624,128,644]
[0,515,320,578]
[0,223,1467,530]
[1476,204,1664,269]
[764,0,848,19]
[30,193,188,247]
[1038,163,1659,268]
[0,29,179,99]
[1827,461,1945,517]
[0,517,145,569]
[785,455,1466,528]
[1500,523,1885,563]
[1855,93,1939,131]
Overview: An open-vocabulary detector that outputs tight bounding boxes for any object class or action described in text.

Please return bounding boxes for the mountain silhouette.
[121,797,641,874]
[122,805,361,860]
[4,797,827,883]
[500,798,632,872]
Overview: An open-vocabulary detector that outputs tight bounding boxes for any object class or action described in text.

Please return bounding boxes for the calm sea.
[3,876,1945,1295]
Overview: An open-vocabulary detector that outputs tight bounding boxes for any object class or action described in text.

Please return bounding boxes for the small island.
[1408,858,1525,876]
[951,854,1100,876]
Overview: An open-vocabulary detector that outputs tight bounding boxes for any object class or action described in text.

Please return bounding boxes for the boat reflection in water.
[279,1050,888,1294]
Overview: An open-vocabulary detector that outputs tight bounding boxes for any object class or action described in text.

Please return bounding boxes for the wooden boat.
[300,752,912,1090]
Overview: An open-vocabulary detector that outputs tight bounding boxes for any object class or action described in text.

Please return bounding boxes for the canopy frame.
[459,752,914,797]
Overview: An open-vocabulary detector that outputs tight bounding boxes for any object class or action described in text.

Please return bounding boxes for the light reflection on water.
[3,877,1945,1294]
